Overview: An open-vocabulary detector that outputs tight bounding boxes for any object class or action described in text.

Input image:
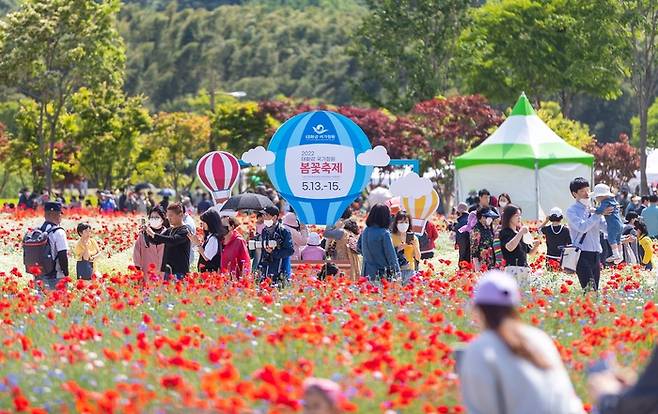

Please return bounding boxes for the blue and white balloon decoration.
[242,110,389,225]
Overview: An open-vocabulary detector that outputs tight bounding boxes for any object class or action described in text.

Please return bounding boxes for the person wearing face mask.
[497,193,512,210]
[132,206,168,282]
[565,177,613,291]
[257,206,294,286]
[188,209,227,273]
[144,203,191,281]
[470,207,500,271]
[390,211,421,283]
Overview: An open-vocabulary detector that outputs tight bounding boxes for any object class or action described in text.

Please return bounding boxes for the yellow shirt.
[74,238,100,265]
[638,235,653,265]
[391,232,421,270]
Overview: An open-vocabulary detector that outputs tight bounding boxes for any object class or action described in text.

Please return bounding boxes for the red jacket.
[221,230,251,276]
[421,221,439,253]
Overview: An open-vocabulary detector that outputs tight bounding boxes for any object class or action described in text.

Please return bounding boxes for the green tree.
[536,101,593,149]
[458,0,629,117]
[143,112,210,193]
[73,85,152,190]
[631,98,658,150]
[622,0,658,193]
[351,0,470,111]
[0,0,125,192]
[211,101,274,155]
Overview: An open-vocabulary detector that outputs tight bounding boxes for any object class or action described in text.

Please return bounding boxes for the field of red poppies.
[0,210,656,413]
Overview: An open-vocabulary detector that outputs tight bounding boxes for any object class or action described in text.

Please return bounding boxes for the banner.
[242,111,390,225]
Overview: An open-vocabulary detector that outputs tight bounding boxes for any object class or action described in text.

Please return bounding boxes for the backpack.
[23,224,62,276]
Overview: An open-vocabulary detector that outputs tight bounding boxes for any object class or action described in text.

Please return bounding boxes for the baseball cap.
[549,207,563,217]
[482,208,499,218]
[44,202,63,213]
[262,206,279,217]
[474,270,520,307]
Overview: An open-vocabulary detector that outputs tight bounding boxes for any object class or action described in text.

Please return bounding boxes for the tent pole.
[535,160,540,220]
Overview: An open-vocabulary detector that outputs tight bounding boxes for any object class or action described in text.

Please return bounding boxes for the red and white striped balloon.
[196,151,240,206]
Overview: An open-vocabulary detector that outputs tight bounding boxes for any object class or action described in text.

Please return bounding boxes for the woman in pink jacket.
[133,206,167,283]
[282,212,309,260]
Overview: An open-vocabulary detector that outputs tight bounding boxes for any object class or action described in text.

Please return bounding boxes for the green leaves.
[457,0,629,113]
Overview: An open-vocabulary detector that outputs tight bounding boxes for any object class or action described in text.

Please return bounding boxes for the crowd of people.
[13,174,658,414]
[450,180,657,291]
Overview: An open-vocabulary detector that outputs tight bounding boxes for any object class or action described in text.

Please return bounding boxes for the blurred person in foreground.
[588,345,658,414]
[459,270,585,414]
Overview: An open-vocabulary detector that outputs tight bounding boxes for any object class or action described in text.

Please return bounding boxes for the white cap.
[307,232,321,246]
[549,207,563,217]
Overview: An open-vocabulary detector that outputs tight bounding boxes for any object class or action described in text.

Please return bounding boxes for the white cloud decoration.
[242,146,276,167]
[356,145,391,167]
[390,172,434,198]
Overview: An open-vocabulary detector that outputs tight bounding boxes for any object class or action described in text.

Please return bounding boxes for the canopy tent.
[455,93,594,220]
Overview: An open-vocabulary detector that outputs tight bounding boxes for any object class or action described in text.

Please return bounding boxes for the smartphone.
[406,232,415,244]
[267,240,277,249]
[141,218,146,226]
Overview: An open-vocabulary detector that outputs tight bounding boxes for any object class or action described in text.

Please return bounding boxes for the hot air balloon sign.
[242,111,390,225]
[196,151,240,208]
[391,173,439,234]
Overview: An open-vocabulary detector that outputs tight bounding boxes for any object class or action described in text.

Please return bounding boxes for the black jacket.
[598,346,658,414]
[148,226,190,274]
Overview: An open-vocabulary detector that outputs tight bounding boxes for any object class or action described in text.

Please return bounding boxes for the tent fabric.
[454,94,594,169]
[455,93,594,219]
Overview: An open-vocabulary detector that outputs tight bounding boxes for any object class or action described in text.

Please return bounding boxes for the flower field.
[0,211,656,413]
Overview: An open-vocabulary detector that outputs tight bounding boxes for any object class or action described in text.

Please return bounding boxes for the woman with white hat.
[540,207,572,269]
[458,270,585,414]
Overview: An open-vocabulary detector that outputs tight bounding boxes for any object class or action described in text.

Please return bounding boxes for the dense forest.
[0,0,655,197]
[0,0,639,140]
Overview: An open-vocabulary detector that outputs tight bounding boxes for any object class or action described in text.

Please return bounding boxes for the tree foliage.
[142,112,211,193]
[458,0,629,116]
[351,0,471,112]
[536,101,593,149]
[72,85,152,190]
[410,95,503,208]
[0,0,125,191]
[119,4,364,109]
[587,134,640,190]
[631,97,658,149]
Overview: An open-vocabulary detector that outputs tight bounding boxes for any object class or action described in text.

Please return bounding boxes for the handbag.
[76,260,94,280]
[561,232,587,273]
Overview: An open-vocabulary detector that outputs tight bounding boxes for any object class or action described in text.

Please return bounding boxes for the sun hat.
[474,270,521,307]
[303,378,344,407]
[456,202,468,213]
[282,212,300,228]
[307,232,321,246]
[591,183,615,198]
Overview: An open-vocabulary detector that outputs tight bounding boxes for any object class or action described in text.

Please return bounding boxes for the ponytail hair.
[477,304,552,369]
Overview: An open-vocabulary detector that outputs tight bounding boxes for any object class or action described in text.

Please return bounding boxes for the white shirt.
[183,214,196,265]
[43,222,68,278]
[201,235,219,261]
[459,325,585,414]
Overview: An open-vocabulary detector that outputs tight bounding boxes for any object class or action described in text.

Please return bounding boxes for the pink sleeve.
[132,234,142,268]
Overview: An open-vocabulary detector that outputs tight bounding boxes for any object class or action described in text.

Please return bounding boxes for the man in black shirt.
[145,202,190,281]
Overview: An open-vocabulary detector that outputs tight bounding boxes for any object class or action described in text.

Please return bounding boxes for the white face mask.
[485,217,493,226]
[499,201,508,208]
[397,223,409,233]
[579,198,591,207]
[149,218,163,229]
[264,219,274,228]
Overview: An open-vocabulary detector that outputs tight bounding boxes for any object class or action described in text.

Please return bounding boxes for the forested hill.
[1,0,367,109]
[119,2,366,108]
